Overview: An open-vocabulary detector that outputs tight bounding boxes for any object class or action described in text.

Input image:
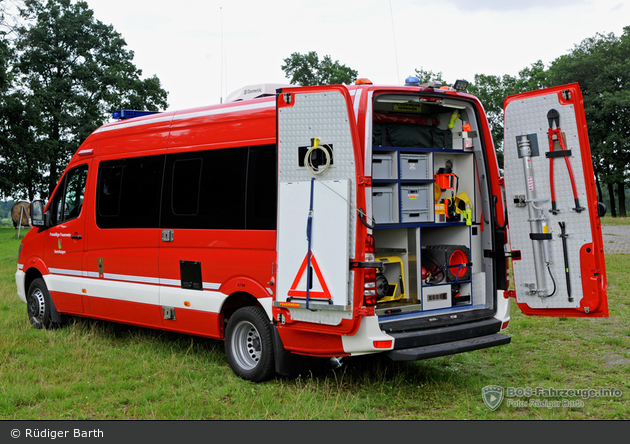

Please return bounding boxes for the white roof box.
[225,83,292,102]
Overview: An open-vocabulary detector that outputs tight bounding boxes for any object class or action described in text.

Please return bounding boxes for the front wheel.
[224,306,275,382]
[27,278,64,329]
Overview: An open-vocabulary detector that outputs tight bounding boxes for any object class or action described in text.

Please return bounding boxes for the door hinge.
[357,306,374,317]
[504,290,517,299]
[162,230,174,242]
[163,306,177,320]
[358,175,372,186]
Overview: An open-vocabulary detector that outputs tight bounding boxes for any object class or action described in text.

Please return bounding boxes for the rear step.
[386,334,511,361]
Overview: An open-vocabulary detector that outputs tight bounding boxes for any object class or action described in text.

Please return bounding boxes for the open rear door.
[503,83,607,317]
[274,85,362,335]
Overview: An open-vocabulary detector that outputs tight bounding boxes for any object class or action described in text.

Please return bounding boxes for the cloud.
[445,0,584,12]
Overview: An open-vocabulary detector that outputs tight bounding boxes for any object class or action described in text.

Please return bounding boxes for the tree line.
[0,0,168,202]
[283,28,630,217]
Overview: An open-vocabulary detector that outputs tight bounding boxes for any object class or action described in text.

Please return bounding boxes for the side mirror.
[597,202,607,218]
[30,199,47,227]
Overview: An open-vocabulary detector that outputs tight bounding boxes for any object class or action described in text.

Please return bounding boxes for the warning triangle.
[287,253,332,299]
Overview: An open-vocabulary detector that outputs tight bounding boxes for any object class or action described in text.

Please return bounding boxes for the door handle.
[71,234,82,240]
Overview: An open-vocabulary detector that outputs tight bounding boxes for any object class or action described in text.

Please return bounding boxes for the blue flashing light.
[405,76,420,87]
[112,110,160,120]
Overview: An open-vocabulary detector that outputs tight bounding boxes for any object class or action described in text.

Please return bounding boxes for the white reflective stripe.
[353,88,362,120]
[18,264,24,271]
[93,114,174,134]
[104,273,160,285]
[88,278,159,306]
[45,274,84,298]
[49,267,83,277]
[171,101,275,121]
[160,286,227,313]
[54,269,222,290]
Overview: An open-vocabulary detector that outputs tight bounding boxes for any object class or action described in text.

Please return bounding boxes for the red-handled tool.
[546,109,584,214]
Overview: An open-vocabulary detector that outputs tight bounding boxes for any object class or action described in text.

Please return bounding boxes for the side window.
[246,145,276,230]
[50,164,89,226]
[162,145,276,230]
[172,158,202,216]
[163,147,248,229]
[96,155,164,229]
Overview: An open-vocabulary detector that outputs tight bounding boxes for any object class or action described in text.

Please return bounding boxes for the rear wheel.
[27,278,63,329]
[225,306,275,382]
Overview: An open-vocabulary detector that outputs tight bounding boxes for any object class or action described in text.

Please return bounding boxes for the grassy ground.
[600,216,630,226]
[1,226,628,419]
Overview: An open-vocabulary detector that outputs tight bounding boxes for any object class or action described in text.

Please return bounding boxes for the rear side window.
[162,147,248,229]
[96,155,164,229]
[162,145,276,230]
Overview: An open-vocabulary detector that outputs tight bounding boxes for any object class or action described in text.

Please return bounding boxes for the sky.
[58,0,630,111]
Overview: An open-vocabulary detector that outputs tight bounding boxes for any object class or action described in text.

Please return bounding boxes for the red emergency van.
[16,80,607,381]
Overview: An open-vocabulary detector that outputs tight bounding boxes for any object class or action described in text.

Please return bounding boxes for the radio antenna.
[220,6,224,103]
[389,0,400,83]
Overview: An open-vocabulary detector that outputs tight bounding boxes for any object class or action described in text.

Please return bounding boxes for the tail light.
[363,235,377,306]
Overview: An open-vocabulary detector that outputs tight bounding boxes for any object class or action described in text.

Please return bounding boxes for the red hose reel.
[421,245,471,284]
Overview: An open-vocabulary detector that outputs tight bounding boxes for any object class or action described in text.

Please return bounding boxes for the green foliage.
[466,61,549,168]
[281,51,358,86]
[413,68,448,86]
[0,0,168,200]
[547,27,630,216]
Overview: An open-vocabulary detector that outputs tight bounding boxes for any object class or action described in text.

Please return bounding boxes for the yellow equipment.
[375,256,406,303]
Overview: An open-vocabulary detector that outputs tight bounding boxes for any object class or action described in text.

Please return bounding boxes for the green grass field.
[1,225,628,419]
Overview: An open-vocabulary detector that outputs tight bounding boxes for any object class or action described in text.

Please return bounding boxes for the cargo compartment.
[369,92,495,329]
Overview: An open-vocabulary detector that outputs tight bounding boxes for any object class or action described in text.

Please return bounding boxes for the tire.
[27,278,63,329]
[224,306,275,382]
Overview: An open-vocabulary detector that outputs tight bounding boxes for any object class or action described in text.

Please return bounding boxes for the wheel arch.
[219,291,272,339]
[24,267,45,300]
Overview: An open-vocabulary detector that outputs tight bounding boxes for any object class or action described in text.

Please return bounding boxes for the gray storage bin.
[400,154,429,180]
[373,186,395,224]
[372,153,396,179]
[401,184,431,211]
[402,209,431,223]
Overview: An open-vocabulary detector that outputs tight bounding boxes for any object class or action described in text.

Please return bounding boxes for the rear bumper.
[387,333,510,361]
[385,318,511,361]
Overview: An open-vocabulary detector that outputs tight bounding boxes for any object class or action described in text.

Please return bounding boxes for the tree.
[413,68,447,86]
[281,51,358,86]
[467,61,549,168]
[2,0,168,200]
[547,27,630,217]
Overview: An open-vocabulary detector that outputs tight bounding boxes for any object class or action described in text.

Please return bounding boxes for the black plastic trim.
[387,318,503,350]
[386,333,511,361]
[379,308,496,333]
